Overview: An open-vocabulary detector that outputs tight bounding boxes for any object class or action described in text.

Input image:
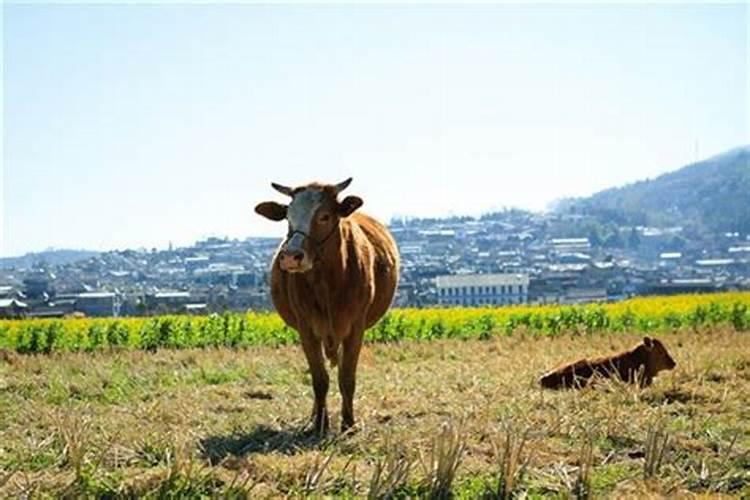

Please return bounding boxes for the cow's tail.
[324,338,341,368]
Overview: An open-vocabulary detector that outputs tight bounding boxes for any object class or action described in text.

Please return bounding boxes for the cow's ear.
[643,337,654,350]
[255,202,287,221]
[338,196,363,217]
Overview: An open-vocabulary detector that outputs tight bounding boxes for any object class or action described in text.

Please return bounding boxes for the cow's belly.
[364,256,399,329]
[270,216,399,336]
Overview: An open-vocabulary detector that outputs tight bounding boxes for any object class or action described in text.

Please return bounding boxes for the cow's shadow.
[199,424,328,464]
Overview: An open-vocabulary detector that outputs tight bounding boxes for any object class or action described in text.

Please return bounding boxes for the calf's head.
[255,178,363,273]
[643,336,677,374]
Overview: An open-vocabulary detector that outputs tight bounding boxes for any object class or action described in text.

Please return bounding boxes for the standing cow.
[255,178,399,434]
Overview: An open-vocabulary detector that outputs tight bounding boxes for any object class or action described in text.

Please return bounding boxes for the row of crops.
[0,292,748,354]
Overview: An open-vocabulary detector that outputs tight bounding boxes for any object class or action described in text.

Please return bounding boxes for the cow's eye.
[319,213,331,223]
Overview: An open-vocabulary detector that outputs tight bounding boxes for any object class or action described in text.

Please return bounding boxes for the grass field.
[1,325,748,498]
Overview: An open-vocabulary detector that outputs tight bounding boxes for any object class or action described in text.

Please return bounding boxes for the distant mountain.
[557,146,750,234]
[0,249,100,270]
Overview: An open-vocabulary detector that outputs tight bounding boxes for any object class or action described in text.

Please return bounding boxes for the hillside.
[0,249,100,270]
[558,146,750,234]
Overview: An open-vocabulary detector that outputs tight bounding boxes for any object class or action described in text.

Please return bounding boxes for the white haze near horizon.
[2,3,747,257]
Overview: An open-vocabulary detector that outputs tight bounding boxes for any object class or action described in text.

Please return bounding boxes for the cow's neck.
[304,221,348,293]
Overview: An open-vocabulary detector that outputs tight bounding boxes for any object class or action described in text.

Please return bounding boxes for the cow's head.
[255,178,363,273]
[643,336,677,373]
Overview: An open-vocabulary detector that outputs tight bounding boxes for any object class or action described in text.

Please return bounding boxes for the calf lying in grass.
[540,336,676,389]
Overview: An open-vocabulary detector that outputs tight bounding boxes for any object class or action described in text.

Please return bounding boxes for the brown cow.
[255,178,399,434]
[540,336,676,389]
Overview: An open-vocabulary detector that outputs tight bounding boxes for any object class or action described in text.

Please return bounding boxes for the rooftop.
[436,273,529,288]
[660,252,682,259]
[550,238,590,245]
[77,292,115,299]
[153,292,191,299]
[0,298,28,308]
[696,259,735,266]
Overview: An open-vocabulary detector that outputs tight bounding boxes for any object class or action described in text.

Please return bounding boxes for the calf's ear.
[338,196,363,217]
[255,202,287,221]
[643,337,654,350]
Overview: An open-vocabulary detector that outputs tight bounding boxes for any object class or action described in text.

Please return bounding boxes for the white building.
[435,273,530,306]
[550,238,591,253]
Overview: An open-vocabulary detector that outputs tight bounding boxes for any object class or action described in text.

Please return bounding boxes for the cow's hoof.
[302,423,328,438]
[304,414,329,437]
[305,428,327,439]
[340,421,357,436]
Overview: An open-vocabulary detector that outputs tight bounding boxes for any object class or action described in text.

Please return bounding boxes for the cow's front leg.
[300,330,329,435]
[339,327,364,432]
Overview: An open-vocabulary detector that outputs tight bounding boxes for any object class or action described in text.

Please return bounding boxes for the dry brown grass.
[1,327,748,497]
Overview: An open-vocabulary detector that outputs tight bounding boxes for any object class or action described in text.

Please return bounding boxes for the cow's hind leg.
[339,327,364,433]
[300,331,329,435]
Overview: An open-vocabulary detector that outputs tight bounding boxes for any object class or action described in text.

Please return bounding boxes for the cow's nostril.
[290,251,304,262]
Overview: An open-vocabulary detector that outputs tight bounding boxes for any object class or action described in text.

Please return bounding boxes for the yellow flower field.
[1,292,748,354]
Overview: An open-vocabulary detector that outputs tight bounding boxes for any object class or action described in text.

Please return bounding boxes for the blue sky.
[2,3,747,257]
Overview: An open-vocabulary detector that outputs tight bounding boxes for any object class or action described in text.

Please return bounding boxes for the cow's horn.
[333,177,353,194]
[271,182,294,197]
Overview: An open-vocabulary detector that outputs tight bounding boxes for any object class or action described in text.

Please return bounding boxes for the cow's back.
[541,359,594,389]
[589,347,647,384]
